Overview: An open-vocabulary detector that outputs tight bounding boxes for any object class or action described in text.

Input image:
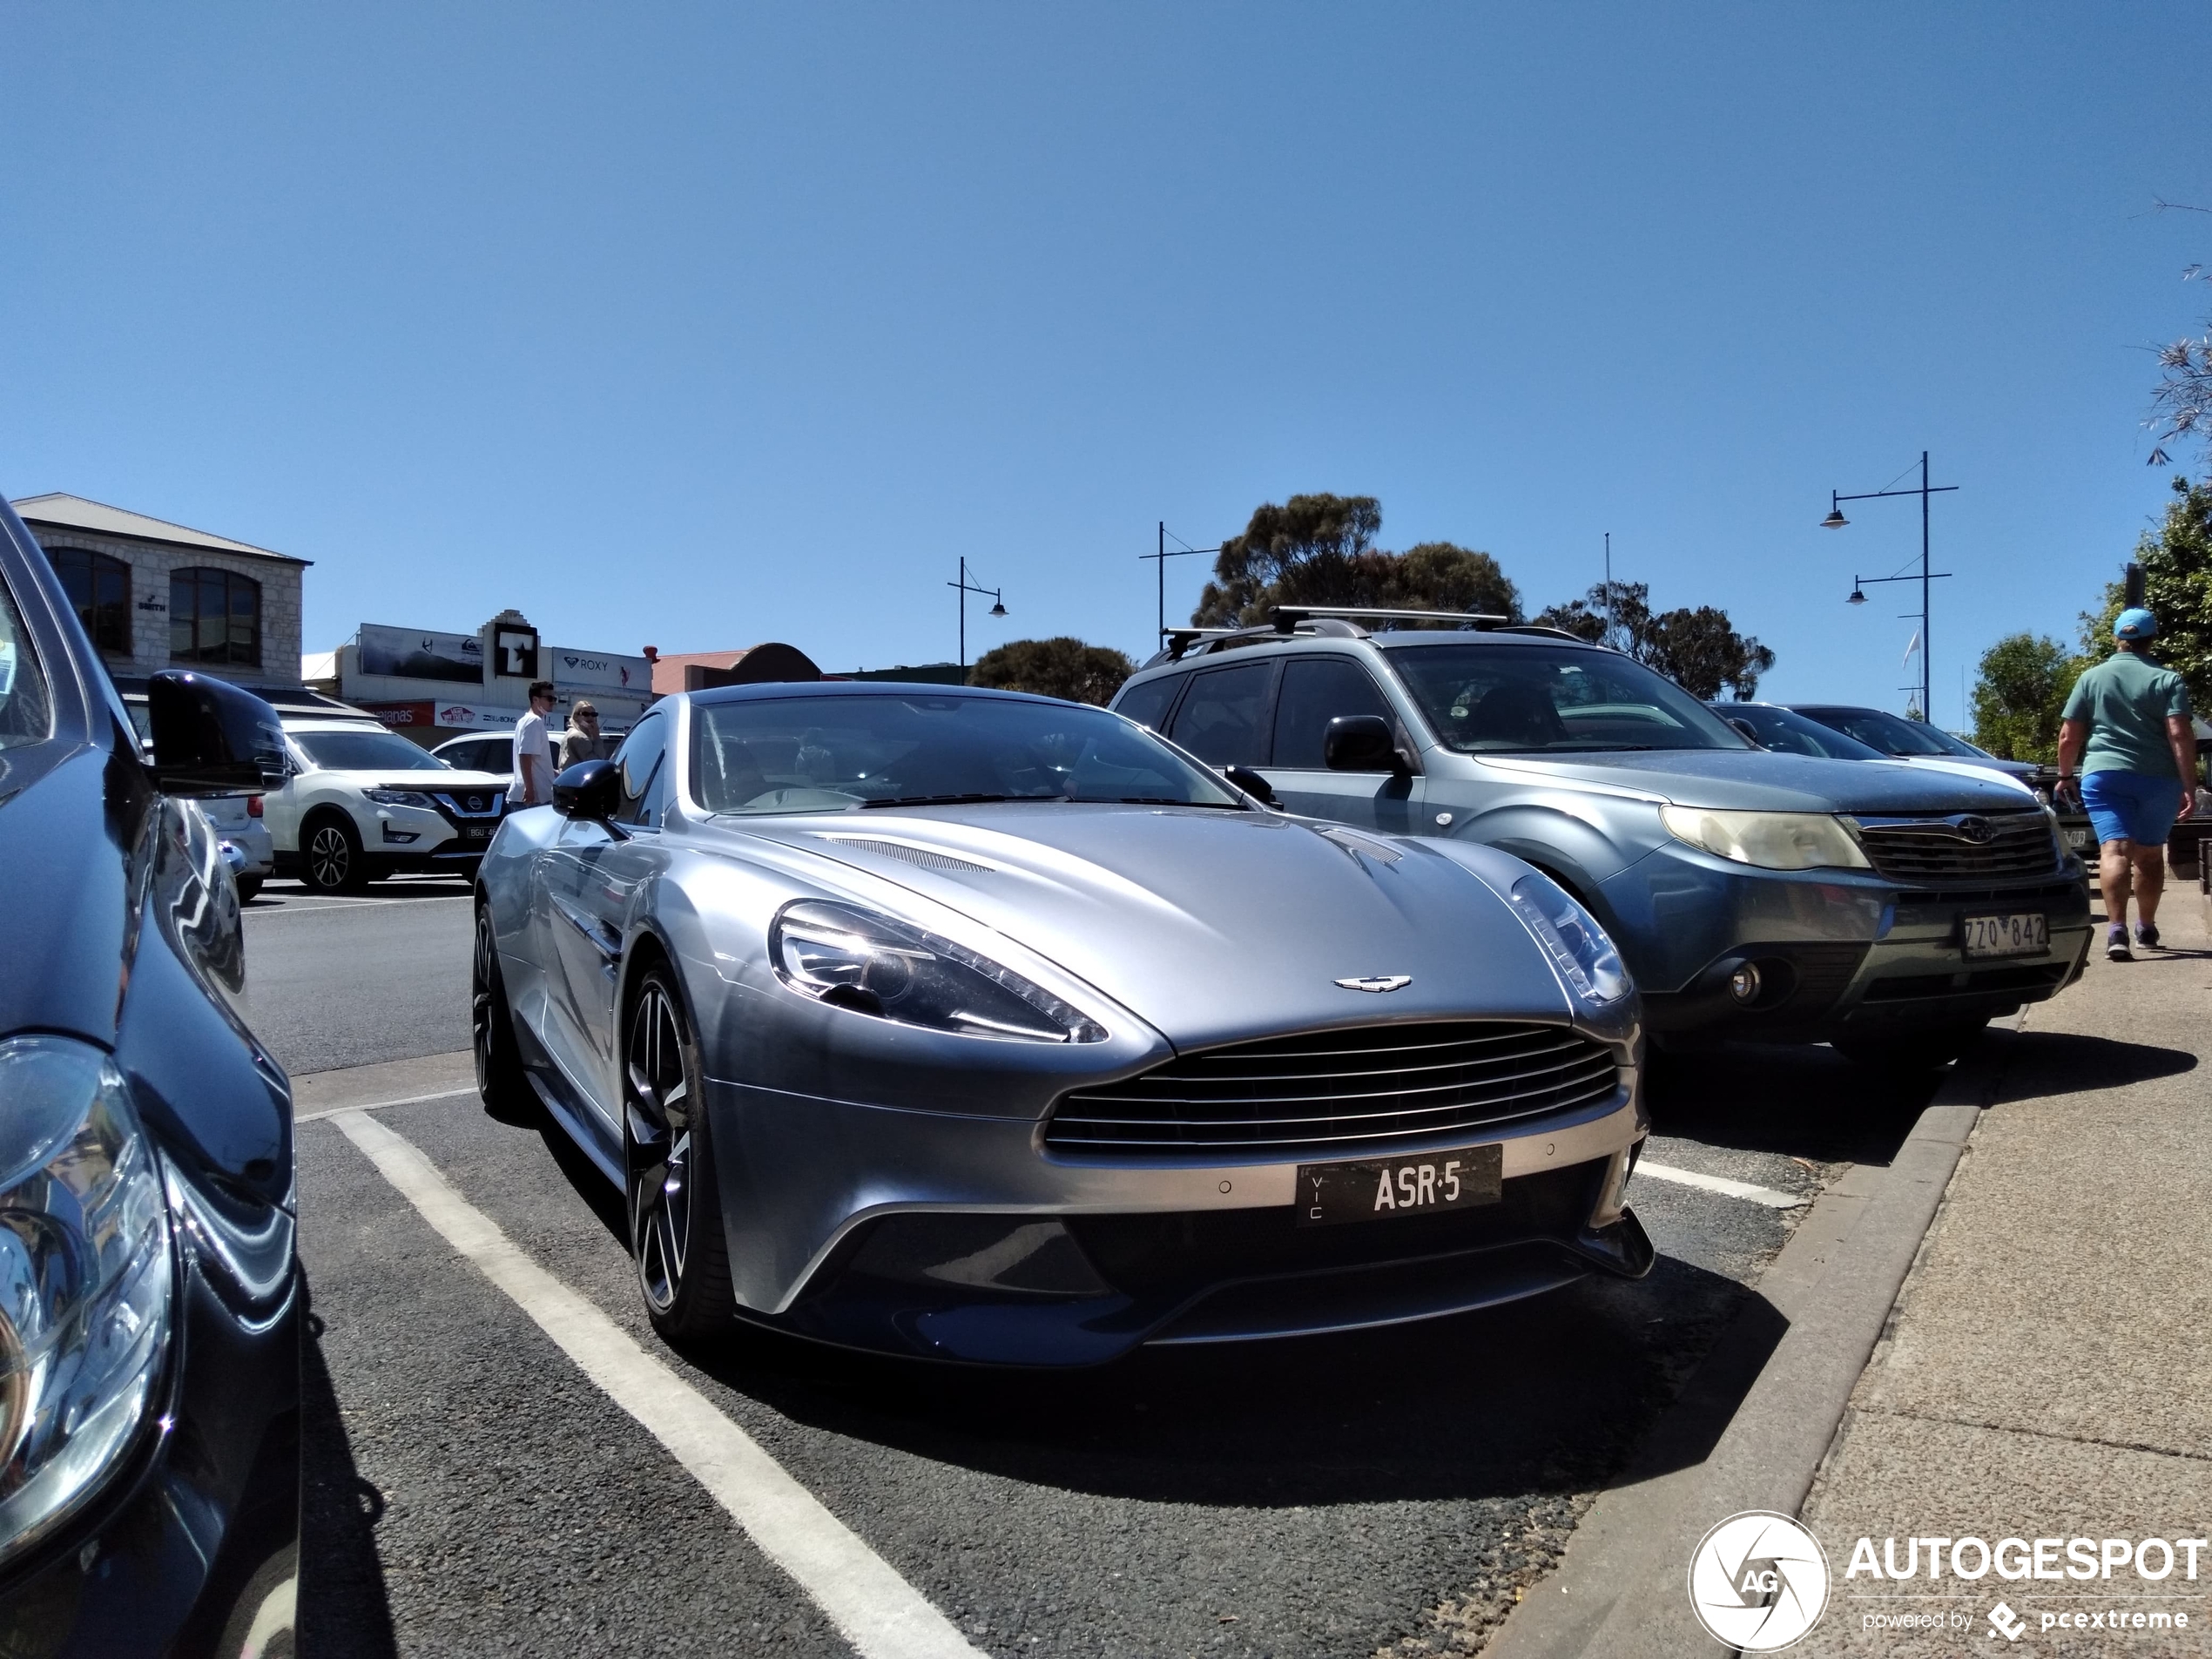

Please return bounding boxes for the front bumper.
[709,1076,1650,1366]
[367,798,503,872]
[1605,845,2094,1039]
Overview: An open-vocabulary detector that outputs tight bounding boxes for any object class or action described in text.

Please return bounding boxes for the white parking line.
[328,1109,986,1659]
[296,1087,475,1124]
[1634,1160,1808,1210]
[247,894,473,914]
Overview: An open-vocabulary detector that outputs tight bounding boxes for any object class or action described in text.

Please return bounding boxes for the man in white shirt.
[513,681,557,806]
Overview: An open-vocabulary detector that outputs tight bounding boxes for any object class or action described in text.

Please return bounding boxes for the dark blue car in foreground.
[0,501,299,1656]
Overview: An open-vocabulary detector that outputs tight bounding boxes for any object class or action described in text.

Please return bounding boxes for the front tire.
[625,967,735,1342]
[301,813,366,894]
[472,901,539,1125]
[236,875,264,903]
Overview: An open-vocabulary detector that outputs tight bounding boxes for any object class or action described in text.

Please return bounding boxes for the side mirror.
[1324,715,1409,776]
[1725,717,1762,745]
[146,671,285,796]
[1223,765,1279,807]
[552,758,624,831]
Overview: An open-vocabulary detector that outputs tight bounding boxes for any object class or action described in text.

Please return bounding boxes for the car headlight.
[1506,873,1632,1008]
[0,1037,172,1569]
[1660,806,1871,871]
[365,789,435,807]
[771,900,1108,1043]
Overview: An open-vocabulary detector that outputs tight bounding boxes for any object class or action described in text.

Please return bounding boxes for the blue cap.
[2116,606,2159,640]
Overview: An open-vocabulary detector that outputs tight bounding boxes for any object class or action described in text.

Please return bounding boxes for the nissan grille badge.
[1334,975,1413,993]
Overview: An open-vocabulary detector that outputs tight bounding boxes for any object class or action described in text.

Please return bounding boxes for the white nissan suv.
[268,718,509,892]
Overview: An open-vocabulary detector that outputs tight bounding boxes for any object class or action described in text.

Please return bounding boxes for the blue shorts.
[2079,770,2182,847]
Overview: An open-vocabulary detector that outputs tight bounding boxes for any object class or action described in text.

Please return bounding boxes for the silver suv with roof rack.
[1111,606,2094,1066]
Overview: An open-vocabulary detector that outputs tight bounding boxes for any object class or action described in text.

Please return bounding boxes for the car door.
[260,738,310,853]
[1163,659,1278,770]
[542,712,670,1109]
[1258,655,1425,833]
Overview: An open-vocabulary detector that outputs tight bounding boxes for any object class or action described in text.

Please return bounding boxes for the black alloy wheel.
[302,813,365,894]
[472,902,539,1125]
[624,967,735,1340]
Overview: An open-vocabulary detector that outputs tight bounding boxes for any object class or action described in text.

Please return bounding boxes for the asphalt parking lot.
[245,876,1942,1658]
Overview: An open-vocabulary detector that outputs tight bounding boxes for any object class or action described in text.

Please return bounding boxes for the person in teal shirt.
[2056,608,2197,959]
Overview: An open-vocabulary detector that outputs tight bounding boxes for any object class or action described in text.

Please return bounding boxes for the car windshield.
[0,577,54,751]
[691,693,1244,813]
[1791,706,1951,757]
[293,728,453,772]
[1708,703,1887,760]
[1912,721,1994,759]
[1383,643,1752,754]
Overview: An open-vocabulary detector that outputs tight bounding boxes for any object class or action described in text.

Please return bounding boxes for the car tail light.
[246,795,264,818]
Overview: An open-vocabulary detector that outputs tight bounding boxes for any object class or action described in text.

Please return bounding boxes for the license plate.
[2065,827,2094,850]
[1962,912,2048,959]
[462,825,495,841]
[1295,1145,1503,1226]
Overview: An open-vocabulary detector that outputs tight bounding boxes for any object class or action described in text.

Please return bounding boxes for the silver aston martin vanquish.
[472,684,1653,1365]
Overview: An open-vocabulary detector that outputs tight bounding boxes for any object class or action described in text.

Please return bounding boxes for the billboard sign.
[549,646,651,695]
[358,624,484,686]
[490,622,540,679]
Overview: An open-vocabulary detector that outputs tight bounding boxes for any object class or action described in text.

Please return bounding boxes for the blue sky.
[3,3,2208,723]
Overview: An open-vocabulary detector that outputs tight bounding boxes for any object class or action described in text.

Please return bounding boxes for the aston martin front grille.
[1852,813,2060,883]
[1044,1022,1622,1157]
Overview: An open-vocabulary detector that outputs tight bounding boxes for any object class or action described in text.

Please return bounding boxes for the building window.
[170,568,261,669]
[48,547,132,656]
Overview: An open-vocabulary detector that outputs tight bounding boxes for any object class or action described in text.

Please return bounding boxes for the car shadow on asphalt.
[298,1289,401,1659]
[652,1252,1763,1510]
[1644,1041,1939,1166]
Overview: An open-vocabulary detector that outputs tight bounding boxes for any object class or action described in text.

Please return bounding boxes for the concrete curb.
[1482,1019,2021,1659]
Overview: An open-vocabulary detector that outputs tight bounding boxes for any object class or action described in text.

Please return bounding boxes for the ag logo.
[1688,1512,1830,1651]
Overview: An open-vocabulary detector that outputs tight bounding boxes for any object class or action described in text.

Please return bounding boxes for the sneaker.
[2137,922,2163,950]
[2107,926,2134,962]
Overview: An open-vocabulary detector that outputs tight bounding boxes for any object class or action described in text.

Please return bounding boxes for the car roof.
[686,682,1077,710]
[1130,626,1607,676]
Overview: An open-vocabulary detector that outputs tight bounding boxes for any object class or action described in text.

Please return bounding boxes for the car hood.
[725,804,1577,1049]
[306,769,509,792]
[1470,749,2039,814]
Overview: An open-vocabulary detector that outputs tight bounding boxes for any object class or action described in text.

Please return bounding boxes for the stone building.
[10,493,309,694]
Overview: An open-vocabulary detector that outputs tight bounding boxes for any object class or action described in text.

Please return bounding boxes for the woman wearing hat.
[2056,608,2197,960]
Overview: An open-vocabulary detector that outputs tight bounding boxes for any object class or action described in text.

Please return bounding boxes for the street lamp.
[948,557,1007,673]
[1822,450,1958,720]
[1139,522,1223,644]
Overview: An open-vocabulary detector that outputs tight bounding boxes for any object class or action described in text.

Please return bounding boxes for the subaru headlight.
[772,900,1108,1043]
[365,789,435,807]
[1507,873,1632,1007]
[0,1037,172,1569]
[1660,806,1871,872]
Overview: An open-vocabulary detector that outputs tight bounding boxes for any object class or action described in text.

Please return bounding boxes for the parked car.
[1784,704,2039,788]
[1112,611,2093,1066]
[1710,702,2039,796]
[0,502,300,1654]
[195,792,274,900]
[473,683,1651,1365]
[431,729,514,790]
[267,718,508,892]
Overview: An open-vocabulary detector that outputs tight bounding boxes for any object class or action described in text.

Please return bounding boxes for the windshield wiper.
[1093,796,1247,808]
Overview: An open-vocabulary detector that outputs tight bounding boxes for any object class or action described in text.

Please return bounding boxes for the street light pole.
[1138,523,1221,644]
[948,557,1007,674]
[1824,450,1959,721]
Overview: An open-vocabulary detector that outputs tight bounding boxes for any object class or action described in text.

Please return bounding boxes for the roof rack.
[1267,605,1511,633]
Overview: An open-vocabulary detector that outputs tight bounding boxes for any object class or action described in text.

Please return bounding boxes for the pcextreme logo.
[1688,1512,1831,1651]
